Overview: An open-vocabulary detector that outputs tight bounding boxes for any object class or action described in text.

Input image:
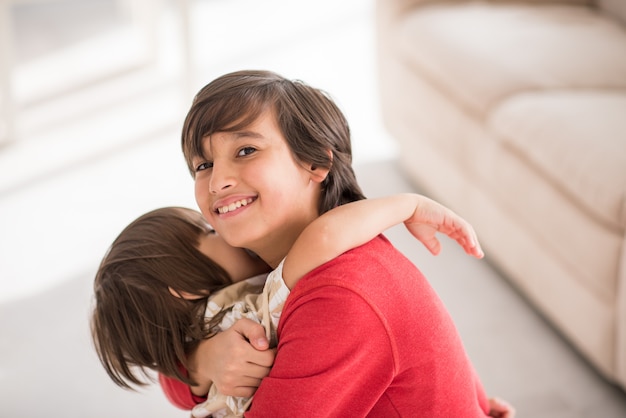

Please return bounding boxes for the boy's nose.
[209,160,236,193]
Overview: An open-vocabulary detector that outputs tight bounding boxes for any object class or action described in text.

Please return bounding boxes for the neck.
[253,180,324,269]
[253,214,317,269]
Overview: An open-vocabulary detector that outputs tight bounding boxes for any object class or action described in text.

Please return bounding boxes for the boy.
[163,70,514,417]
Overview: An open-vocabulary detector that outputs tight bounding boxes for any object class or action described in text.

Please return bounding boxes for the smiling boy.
[161,70,513,417]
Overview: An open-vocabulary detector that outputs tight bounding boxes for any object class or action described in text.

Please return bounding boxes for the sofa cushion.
[488,90,626,231]
[396,2,626,117]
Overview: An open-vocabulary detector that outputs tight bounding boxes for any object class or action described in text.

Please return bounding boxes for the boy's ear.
[309,149,332,183]
[309,164,330,184]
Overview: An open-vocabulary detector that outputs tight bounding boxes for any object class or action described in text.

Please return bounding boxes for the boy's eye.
[237,147,256,157]
[195,161,213,171]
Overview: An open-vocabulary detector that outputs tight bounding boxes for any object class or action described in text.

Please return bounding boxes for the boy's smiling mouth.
[216,197,255,214]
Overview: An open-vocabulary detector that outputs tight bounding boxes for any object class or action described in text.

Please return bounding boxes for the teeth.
[217,198,253,214]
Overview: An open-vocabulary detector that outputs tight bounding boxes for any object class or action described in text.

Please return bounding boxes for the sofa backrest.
[384,0,593,13]
[381,1,624,30]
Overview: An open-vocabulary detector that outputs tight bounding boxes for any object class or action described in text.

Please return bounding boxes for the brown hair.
[90,207,232,389]
[181,70,366,215]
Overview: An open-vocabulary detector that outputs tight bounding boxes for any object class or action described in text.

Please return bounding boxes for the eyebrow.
[233,130,265,140]
[197,130,268,159]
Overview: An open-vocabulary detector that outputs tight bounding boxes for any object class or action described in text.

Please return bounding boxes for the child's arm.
[282,193,484,289]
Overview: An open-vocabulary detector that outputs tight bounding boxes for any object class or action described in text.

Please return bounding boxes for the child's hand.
[404,195,484,259]
[488,397,516,418]
[188,319,275,398]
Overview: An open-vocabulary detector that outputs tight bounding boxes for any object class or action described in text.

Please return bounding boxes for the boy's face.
[192,109,328,268]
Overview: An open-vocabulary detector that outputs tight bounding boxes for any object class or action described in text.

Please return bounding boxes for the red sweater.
[161,235,490,417]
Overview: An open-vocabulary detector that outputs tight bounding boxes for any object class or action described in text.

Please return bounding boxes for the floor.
[1,1,625,417]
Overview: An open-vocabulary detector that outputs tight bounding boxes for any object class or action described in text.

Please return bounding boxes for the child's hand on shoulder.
[404,194,484,259]
[488,397,515,418]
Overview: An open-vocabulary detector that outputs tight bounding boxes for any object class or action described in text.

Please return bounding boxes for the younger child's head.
[90,207,269,389]
[181,69,366,216]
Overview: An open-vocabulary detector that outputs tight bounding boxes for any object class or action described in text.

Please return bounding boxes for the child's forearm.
[282,194,424,288]
[282,193,483,289]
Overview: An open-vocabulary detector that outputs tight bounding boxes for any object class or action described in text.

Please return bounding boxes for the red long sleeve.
[158,369,207,410]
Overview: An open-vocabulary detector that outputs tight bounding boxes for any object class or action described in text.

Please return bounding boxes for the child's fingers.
[456,221,483,259]
[443,221,484,259]
[423,236,442,255]
[488,397,516,418]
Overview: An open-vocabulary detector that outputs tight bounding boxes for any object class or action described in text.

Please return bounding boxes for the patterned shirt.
[191,260,289,418]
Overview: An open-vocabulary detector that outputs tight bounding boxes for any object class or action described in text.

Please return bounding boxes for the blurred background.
[0,0,396,304]
[0,0,399,416]
[1,1,625,417]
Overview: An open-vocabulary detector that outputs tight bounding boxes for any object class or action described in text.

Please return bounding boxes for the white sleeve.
[258,259,290,345]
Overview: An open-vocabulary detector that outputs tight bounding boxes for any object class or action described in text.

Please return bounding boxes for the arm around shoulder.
[282,193,483,289]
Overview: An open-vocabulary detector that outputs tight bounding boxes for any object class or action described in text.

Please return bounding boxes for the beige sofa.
[376,0,626,388]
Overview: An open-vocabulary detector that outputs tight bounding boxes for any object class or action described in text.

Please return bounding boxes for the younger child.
[91,193,510,417]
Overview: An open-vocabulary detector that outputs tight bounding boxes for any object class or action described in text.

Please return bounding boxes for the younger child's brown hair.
[90,207,232,389]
